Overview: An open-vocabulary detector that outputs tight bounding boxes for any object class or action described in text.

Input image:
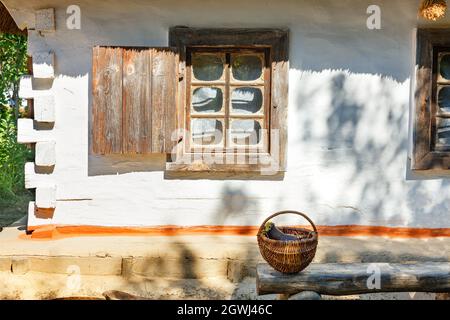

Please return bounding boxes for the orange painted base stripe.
[22,224,450,240]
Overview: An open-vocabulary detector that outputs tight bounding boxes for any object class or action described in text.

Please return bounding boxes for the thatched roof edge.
[0,1,26,35]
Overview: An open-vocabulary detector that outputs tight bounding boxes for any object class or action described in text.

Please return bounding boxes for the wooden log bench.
[257,262,450,300]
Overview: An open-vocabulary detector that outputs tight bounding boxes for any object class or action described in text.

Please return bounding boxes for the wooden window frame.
[413,29,450,170]
[167,27,289,175]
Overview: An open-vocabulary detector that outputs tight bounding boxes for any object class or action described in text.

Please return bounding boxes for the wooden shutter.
[92,46,178,155]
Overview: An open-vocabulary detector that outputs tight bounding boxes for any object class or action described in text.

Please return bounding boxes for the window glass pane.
[438,86,450,113]
[231,87,263,114]
[437,118,450,147]
[192,87,223,113]
[232,55,262,81]
[230,120,262,145]
[192,119,223,145]
[440,54,450,80]
[192,54,224,81]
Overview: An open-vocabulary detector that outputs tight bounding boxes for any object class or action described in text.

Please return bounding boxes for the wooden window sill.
[164,162,285,180]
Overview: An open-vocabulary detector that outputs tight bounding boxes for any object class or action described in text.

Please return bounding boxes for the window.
[168,28,289,175]
[187,48,270,153]
[413,29,450,170]
[91,28,289,177]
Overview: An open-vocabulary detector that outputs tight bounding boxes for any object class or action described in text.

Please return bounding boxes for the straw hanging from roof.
[420,0,448,21]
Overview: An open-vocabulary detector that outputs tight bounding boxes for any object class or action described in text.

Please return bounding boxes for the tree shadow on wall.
[293,69,450,229]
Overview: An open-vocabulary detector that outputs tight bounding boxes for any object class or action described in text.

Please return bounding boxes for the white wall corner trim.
[32,51,55,79]
[18,75,33,99]
[35,8,55,33]
[24,162,55,189]
[34,95,56,122]
[35,185,57,209]
[35,141,56,167]
[17,119,55,144]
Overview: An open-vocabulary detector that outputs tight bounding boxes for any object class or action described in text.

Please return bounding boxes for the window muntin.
[187,48,270,153]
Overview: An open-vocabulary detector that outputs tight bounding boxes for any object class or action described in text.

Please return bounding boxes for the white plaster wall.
[4,0,450,228]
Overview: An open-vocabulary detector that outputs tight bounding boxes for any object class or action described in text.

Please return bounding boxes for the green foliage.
[0,33,30,206]
[0,33,28,107]
[263,222,274,235]
[0,106,32,204]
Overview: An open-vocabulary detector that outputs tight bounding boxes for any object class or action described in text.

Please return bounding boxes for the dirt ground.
[0,272,440,300]
[0,225,448,300]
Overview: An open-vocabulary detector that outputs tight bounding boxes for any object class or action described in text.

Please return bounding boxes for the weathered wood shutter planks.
[123,48,151,154]
[93,46,178,155]
[92,47,123,154]
[151,49,178,153]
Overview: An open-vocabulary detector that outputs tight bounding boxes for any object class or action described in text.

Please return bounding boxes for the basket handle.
[258,210,318,235]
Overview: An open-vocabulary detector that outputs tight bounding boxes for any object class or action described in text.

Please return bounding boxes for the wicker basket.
[257,211,318,274]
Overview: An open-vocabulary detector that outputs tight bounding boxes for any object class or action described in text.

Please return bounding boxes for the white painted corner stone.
[35,185,57,209]
[17,119,55,144]
[35,8,55,32]
[35,141,56,167]
[32,51,55,79]
[18,75,33,99]
[25,162,54,189]
[34,95,56,122]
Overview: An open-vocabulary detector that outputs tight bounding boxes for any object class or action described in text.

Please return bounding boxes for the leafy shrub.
[0,107,32,204]
[0,33,28,107]
[0,33,30,206]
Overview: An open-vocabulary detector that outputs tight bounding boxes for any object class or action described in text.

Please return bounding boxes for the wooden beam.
[25,162,54,189]
[18,75,34,99]
[17,119,54,144]
[34,95,56,123]
[436,293,450,300]
[35,185,57,209]
[28,202,55,219]
[32,51,55,79]
[103,290,149,300]
[35,8,55,32]
[35,141,56,166]
[257,263,450,296]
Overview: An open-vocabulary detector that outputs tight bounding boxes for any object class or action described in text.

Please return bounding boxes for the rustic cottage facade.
[2,0,450,239]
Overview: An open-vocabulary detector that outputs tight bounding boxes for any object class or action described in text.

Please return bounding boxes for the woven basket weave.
[257,211,318,274]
